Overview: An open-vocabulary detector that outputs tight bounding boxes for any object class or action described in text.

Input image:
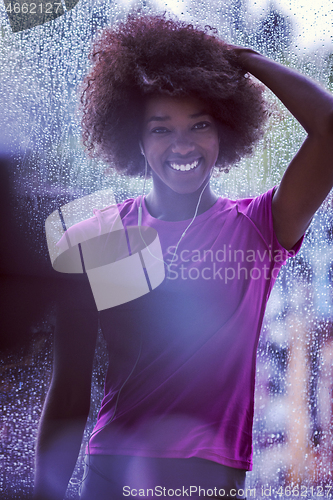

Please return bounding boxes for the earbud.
[139,142,145,156]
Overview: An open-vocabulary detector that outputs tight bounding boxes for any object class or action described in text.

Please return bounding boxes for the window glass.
[0,0,332,497]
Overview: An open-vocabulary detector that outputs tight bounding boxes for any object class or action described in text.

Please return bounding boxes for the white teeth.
[170,160,199,171]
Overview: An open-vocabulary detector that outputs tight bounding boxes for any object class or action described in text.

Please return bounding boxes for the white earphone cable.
[138,152,213,278]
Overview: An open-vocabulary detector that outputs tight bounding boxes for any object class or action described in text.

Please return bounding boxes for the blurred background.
[0,0,333,498]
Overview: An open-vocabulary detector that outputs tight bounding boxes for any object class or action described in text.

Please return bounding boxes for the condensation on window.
[0,0,332,498]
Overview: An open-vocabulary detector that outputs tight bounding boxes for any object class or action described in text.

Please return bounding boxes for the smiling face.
[141,95,220,195]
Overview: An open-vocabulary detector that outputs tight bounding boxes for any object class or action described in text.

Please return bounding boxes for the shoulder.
[55,197,139,257]
[232,187,302,257]
[218,187,281,250]
[49,197,139,275]
[234,187,276,216]
[93,197,139,230]
[217,188,275,221]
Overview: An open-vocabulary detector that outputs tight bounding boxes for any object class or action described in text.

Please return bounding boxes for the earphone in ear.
[139,142,145,156]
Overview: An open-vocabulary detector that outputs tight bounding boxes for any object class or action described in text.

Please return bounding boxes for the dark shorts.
[79,455,247,500]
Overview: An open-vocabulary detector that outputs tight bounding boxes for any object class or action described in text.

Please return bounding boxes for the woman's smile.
[168,158,200,171]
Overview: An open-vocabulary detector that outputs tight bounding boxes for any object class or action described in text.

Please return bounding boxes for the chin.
[169,182,209,196]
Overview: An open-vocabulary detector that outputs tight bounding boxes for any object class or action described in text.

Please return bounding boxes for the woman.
[34,13,333,500]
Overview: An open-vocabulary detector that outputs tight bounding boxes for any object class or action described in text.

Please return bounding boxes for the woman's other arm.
[34,278,98,500]
[233,47,333,250]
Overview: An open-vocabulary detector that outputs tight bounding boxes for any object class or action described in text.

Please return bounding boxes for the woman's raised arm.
[232,47,333,250]
[34,278,98,500]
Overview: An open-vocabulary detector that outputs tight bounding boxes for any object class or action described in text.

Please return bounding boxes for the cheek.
[202,128,219,147]
[144,138,169,162]
[205,136,220,160]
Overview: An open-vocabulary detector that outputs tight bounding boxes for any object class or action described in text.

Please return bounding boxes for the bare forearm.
[34,397,89,500]
[34,280,98,499]
[234,48,333,135]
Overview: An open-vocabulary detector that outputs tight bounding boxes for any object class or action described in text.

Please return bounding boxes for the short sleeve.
[239,187,304,265]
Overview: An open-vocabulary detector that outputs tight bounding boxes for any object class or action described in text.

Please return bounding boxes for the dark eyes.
[192,121,210,130]
[151,121,211,134]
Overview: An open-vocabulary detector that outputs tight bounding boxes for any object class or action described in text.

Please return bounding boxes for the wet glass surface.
[1,0,333,498]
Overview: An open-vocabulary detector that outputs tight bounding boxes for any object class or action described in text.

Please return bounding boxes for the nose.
[171,130,195,155]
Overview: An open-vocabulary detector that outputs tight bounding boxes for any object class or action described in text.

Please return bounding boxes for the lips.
[167,158,201,172]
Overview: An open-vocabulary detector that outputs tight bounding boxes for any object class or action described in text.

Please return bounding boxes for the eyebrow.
[146,110,211,123]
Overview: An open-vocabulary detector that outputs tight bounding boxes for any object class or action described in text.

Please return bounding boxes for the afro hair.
[81,12,268,176]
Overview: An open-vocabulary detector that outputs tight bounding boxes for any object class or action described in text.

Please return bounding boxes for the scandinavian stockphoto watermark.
[165,245,295,282]
[123,484,333,498]
[123,485,256,497]
[45,191,293,311]
[45,190,165,311]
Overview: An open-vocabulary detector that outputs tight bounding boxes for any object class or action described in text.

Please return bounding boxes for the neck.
[144,174,219,221]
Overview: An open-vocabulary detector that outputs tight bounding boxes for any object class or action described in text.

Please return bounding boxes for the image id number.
[5,2,62,14]
[276,485,332,497]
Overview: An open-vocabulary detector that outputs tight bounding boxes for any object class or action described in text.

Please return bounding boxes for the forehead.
[143,95,212,122]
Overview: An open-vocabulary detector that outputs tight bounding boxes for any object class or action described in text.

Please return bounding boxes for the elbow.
[319,106,333,136]
[307,103,333,137]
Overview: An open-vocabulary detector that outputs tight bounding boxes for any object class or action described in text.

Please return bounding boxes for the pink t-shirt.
[69,188,302,471]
